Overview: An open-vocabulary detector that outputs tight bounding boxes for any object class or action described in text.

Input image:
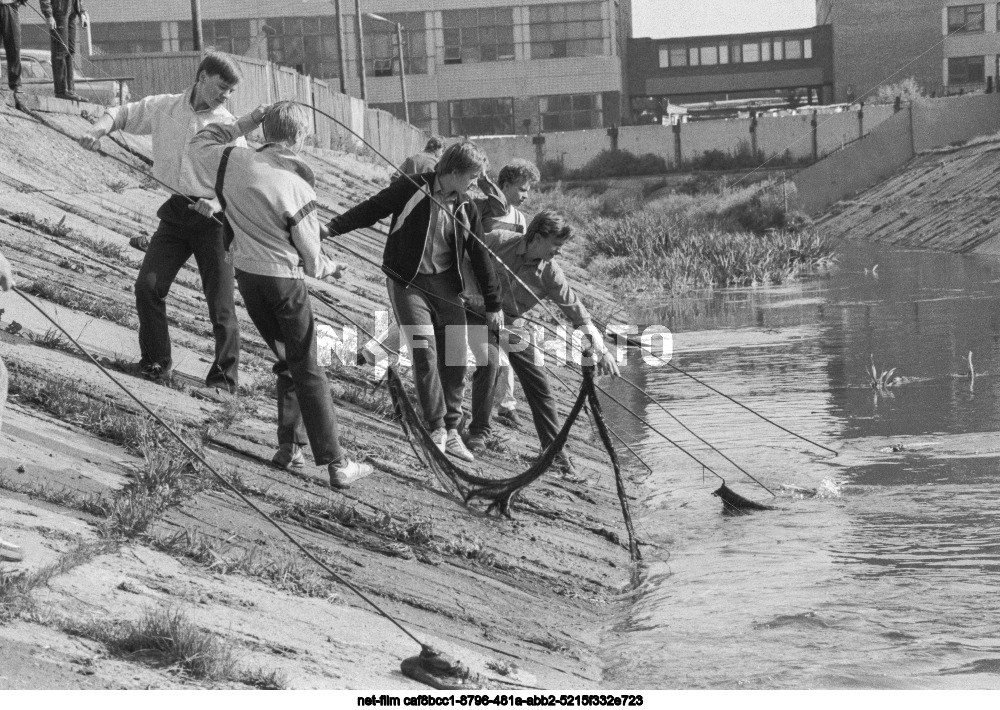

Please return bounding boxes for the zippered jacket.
[327,172,502,313]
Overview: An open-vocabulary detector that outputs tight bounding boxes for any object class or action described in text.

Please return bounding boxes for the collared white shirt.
[107,86,245,197]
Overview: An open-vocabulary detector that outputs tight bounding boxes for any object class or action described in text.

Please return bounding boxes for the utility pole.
[354,0,367,102]
[333,0,348,94]
[190,0,203,51]
[395,21,409,123]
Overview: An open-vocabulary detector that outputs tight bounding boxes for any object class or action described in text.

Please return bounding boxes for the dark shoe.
[329,459,373,489]
[496,408,521,429]
[56,91,83,102]
[272,444,305,471]
[129,235,151,252]
[192,386,237,404]
[465,433,487,455]
[531,451,579,478]
[553,453,580,479]
[120,360,173,382]
[12,89,25,108]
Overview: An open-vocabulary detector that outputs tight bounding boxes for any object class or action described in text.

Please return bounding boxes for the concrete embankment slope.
[0,97,638,689]
[793,93,1000,225]
[815,136,1000,255]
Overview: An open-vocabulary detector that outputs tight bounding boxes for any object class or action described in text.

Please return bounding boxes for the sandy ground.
[0,96,641,690]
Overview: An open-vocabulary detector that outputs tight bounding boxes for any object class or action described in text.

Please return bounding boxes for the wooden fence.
[82,52,425,166]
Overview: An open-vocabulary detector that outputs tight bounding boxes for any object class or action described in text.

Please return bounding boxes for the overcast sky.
[631,0,817,39]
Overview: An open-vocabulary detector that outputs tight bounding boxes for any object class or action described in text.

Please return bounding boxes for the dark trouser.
[134,195,240,390]
[467,311,501,438]
[49,11,78,96]
[387,270,468,432]
[0,4,21,91]
[236,270,344,467]
[506,328,561,450]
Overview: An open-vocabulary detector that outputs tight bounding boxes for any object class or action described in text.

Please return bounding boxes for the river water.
[601,240,1000,689]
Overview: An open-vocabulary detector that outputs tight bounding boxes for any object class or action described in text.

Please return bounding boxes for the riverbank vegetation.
[532,176,835,292]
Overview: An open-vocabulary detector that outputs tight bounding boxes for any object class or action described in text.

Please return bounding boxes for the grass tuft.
[68,606,237,680]
[0,540,117,622]
[22,278,136,328]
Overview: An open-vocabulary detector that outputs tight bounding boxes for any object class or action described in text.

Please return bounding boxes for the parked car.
[1,48,128,106]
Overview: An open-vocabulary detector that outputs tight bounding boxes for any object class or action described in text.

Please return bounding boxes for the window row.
[446,93,605,136]
[88,3,611,71]
[947,55,985,84]
[944,4,1000,33]
[658,35,813,68]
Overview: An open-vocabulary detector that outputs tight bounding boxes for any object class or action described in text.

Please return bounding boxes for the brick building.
[817,1,1000,102]
[21,0,631,137]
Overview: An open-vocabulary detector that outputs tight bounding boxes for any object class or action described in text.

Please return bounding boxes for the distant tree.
[874,77,924,104]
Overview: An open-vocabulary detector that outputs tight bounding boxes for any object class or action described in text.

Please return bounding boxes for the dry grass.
[148,528,337,599]
[22,278,136,328]
[66,606,236,680]
[0,540,117,622]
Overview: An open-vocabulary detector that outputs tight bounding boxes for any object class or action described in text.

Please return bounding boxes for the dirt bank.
[0,97,641,689]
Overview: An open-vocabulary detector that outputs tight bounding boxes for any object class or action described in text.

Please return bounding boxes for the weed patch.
[0,540,117,622]
[148,528,336,598]
[22,278,136,328]
[66,606,237,680]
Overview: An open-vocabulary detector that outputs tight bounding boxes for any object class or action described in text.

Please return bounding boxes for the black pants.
[49,10,78,96]
[236,270,345,467]
[134,195,240,390]
[505,328,561,450]
[0,4,21,91]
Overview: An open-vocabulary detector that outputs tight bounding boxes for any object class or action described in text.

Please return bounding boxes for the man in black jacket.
[328,142,503,463]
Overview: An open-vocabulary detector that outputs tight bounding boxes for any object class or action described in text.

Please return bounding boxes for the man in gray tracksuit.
[189,101,372,490]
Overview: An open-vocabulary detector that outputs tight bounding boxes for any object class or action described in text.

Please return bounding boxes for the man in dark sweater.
[40,0,86,101]
[328,142,503,463]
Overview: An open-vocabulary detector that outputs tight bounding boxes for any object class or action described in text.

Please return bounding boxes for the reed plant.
[533,178,833,292]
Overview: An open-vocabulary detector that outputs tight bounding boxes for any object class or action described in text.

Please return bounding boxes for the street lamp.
[363,12,409,124]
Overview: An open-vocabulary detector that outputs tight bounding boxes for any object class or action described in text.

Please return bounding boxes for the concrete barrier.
[792,94,1000,215]
[791,108,914,215]
[84,52,426,166]
[911,93,1000,152]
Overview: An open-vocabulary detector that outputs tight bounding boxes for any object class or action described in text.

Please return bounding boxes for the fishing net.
[386,365,641,561]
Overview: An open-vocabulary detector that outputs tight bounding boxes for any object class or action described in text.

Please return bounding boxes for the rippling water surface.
[601,241,1000,688]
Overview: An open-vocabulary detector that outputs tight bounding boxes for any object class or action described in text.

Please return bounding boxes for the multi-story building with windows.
[21,0,631,137]
[627,25,834,120]
[816,1,1000,101]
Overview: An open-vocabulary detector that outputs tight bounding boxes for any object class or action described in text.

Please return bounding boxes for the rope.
[11,285,429,651]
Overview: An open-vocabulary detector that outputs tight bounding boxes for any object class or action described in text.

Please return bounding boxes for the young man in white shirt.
[79,53,243,401]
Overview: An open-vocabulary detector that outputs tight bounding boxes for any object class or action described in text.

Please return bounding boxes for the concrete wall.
[616,124,679,168]
[791,107,915,215]
[793,92,1000,215]
[679,118,750,162]
[911,93,1000,152]
[472,104,894,174]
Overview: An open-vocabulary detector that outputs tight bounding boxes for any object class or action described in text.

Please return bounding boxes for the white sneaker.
[328,459,373,489]
[445,429,475,462]
[430,427,447,454]
[0,538,24,562]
